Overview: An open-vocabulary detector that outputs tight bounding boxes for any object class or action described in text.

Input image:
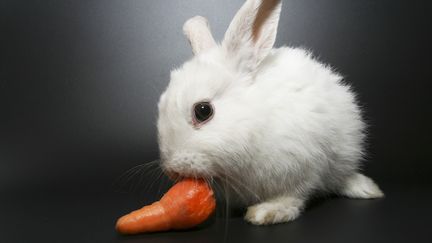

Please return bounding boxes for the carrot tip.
[115,178,216,234]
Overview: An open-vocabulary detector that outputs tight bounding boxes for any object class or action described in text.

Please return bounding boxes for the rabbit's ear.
[222,0,281,73]
[183,16,217,55]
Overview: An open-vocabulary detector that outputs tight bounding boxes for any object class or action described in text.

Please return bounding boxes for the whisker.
[113,159,160,193]
[223,174,230,243]
[156,170,172,196]
[129,164,161,192]
[114,165,146,192]
[135,164,157,192]
[143,168,165,197]
[218,168,261,202]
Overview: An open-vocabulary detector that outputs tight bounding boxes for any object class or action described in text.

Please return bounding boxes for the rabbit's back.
[245,47,365,196]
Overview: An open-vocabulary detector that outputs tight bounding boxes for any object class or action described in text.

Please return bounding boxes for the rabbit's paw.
[340,173,384,199]
[244,196,304,225]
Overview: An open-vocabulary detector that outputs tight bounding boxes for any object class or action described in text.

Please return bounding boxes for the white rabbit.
[157,0,384,225]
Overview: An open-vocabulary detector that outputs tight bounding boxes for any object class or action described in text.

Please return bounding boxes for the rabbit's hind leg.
[339,173,384,199]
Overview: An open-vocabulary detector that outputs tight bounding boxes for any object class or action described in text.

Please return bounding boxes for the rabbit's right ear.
[183,16,217,55]
[223,0,282,73]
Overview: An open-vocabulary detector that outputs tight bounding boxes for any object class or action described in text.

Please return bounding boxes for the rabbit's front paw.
[244,196,304,225]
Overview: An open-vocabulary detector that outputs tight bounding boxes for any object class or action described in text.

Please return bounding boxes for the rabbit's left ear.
[223,0,282,73]
[183,16,217,55]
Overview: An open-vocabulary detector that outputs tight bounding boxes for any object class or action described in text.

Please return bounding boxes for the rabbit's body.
[157,0,383,225]
[218,47,365,202]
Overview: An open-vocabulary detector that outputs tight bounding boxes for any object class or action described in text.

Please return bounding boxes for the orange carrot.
[115,178,216,234]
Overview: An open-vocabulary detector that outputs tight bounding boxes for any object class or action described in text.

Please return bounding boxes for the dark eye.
[193,101,214,125]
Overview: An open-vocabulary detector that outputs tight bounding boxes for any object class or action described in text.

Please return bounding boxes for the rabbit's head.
[157,0,282,179]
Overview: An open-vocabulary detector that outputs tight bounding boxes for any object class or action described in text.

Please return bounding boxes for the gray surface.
[2,180,431,243]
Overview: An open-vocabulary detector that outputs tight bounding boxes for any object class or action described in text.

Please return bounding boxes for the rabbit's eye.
[193,101,214,126]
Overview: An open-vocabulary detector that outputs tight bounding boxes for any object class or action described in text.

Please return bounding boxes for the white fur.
[340,173,384,199]
[245,196,304,225]
[157,0,383,225]
[183,16,216,55]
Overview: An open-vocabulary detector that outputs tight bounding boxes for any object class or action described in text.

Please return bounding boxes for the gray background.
[1,0,431,242]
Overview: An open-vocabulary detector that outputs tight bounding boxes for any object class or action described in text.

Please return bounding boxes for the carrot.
[115,178,216,234]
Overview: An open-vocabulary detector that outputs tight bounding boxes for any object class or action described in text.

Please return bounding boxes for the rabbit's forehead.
[168,60,236,102]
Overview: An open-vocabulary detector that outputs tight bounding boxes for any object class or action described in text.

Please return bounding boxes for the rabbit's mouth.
[163,166,214,181]
[161,151,216,180]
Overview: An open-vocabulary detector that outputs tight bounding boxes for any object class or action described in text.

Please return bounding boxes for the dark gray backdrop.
[1,0,431,242]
